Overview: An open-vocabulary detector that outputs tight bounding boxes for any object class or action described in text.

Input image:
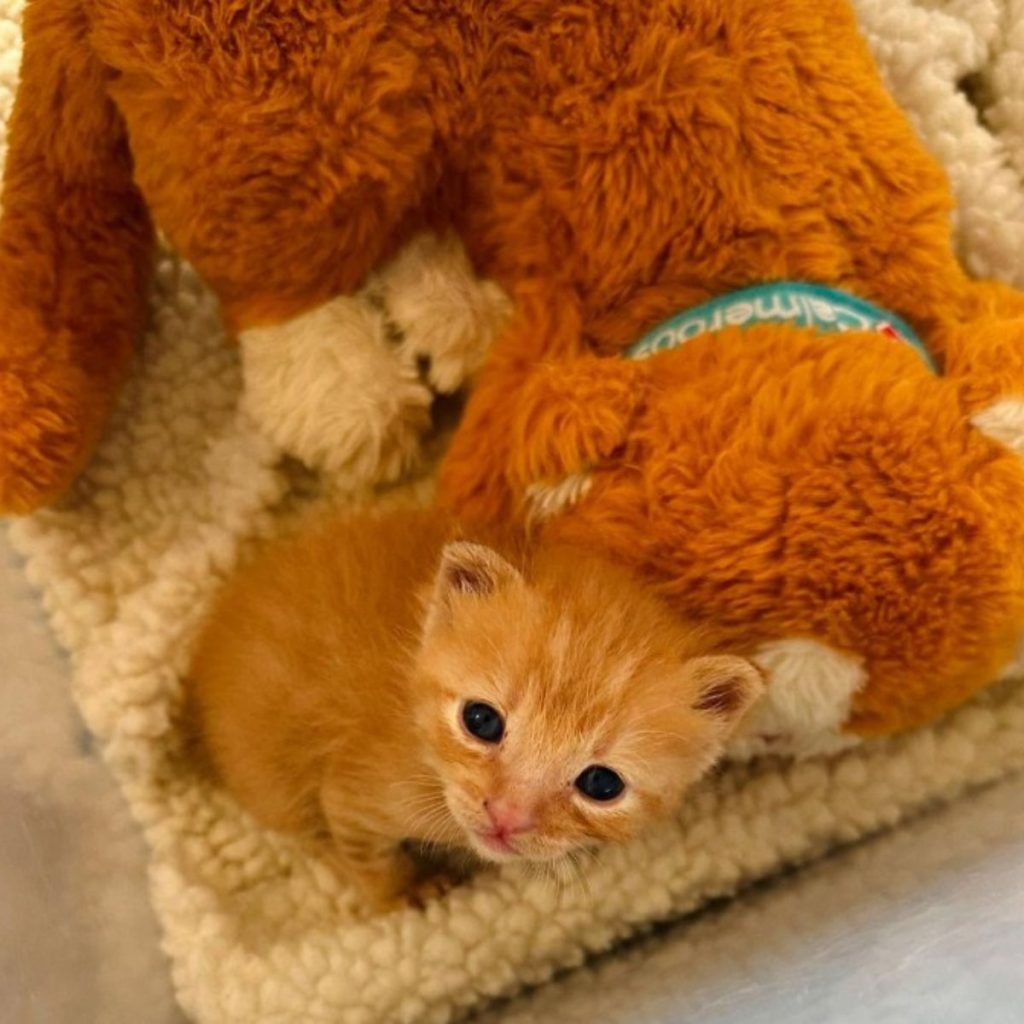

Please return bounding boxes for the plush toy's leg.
[937,283,1024,457]
[89,11,479,491]
[0,0,154,514]
[438,284,644,525]
[508,358,646,486]
[818,360,1024,735]
[240,293,435,487]
[238,233,511,490]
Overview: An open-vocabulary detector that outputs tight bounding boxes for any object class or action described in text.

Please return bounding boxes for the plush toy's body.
[2,0,1024,744]
[497,316,1024,750]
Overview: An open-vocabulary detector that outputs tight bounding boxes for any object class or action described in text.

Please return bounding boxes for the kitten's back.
[184,507,453,833]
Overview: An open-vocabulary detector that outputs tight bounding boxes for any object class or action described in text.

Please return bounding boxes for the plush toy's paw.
[240,295,433,488]
[511,358,644,484]
[942,307,1024,456]
[727,638,867,761]
[0,311,110,514]
[368,232,512,395]
[971,398,1024,457]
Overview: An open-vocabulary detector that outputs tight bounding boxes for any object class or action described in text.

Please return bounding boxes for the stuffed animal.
[428,3,1024,751]
[443,281,1024,755]
[2,0,1023,751]
[0,0,511,513]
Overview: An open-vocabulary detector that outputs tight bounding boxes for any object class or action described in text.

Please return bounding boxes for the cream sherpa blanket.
[4,2,1024,1022]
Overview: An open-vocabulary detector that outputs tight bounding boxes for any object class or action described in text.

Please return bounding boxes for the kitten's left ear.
[424,541,523,634]
[686,655,765,733]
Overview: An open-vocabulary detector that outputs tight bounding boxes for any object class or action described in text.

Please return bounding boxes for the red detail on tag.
[876,322,903,341]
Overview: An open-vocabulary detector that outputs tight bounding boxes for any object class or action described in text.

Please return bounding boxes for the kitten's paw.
[340,846,464,913]
[361,870,461,914]
[368,232,513,394]
[240,295,432,489]
[401,868,462,910]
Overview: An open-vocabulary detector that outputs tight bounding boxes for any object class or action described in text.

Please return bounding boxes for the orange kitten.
[185,508,763,910]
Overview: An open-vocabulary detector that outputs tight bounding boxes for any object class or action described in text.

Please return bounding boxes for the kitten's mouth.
[478,830,519,856]
[462,821,572,864]
[445,793,521,861]
[464,826,523,862]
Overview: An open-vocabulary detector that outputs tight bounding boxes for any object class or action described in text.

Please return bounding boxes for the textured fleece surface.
[3,1,1024,1022]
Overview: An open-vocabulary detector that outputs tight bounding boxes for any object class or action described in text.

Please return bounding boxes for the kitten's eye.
[575,765,625,802]
[462,701,505,744]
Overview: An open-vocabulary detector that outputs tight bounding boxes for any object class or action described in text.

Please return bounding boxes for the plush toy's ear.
[686,655,765,733]
[423,542,523,635]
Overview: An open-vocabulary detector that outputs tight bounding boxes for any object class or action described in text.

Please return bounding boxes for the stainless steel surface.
[0,531,185,1024]
[2,527,1022,1023]
[478,779,1024,1024]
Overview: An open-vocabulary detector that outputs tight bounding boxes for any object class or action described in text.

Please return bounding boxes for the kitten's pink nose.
[483,797,533,837]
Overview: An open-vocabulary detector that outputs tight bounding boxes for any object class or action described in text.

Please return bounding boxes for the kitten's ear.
[424,541,523,633]
[686,655,765,732]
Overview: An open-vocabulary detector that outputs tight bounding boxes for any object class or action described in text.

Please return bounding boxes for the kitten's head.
[413,539,763,864]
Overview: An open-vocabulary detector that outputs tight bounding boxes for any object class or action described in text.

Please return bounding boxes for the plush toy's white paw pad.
[369,232,512,394]
[728,638,867,760]
[972,398,1024,456]
[241,296,432,488]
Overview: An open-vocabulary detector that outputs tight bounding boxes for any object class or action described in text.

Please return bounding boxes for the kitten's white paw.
[971,398,1024,456]
[369,232,513,394]
[727,638,867,761]
[240,295,432,489]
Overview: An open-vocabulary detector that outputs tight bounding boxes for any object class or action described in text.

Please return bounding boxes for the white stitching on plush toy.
[525,472,594,524]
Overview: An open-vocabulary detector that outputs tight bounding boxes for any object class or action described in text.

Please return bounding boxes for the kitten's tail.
[0,0,154,513]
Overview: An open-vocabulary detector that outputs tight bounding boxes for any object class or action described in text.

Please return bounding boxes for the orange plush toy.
[2,1,1024,749]
[428,2,1024,750]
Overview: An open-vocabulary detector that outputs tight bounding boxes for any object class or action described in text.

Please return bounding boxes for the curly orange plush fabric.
[429,1,1024,738]
[2,0,1024,737]
[469,308,1024,737]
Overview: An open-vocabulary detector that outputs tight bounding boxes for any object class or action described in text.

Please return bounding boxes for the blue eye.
[575,765,625,802]
[462,702,505,744]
